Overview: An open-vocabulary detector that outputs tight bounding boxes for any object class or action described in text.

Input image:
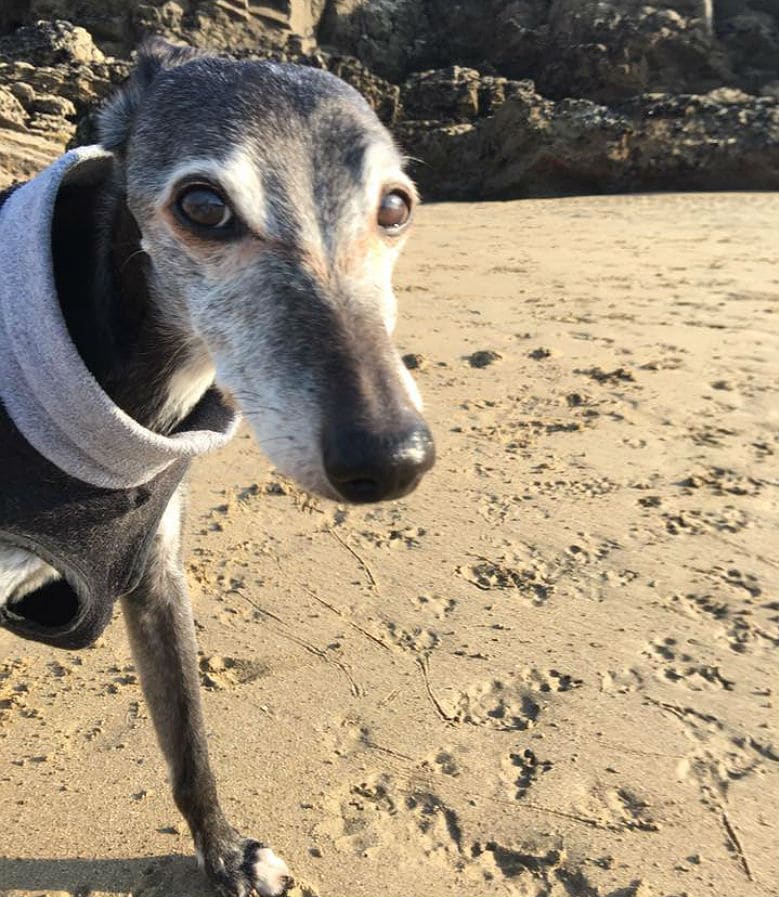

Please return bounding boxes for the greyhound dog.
[0,39,434,897]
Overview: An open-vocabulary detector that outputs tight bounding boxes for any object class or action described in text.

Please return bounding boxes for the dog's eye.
[177,186,233,229]
[378,190,412,233]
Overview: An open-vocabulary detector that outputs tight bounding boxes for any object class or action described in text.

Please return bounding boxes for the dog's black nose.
[323,420,435,503]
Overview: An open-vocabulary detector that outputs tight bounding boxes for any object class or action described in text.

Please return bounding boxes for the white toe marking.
[252,847,292,896]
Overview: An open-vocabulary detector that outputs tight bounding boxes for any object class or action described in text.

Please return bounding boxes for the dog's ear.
[98,37,203,152]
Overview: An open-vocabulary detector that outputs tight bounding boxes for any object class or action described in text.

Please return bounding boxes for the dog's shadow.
[0,853,216,896]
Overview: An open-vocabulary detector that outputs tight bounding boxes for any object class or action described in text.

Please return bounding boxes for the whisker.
[254,434,297,447]
[230,395,285,417]
[120,248,148,273]
[231,391,314,428]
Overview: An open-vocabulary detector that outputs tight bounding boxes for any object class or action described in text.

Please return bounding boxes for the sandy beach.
[1,192,777,897]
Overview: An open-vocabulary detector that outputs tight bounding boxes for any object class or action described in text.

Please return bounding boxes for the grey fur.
[3,38,435,897]
[121,490,285,895]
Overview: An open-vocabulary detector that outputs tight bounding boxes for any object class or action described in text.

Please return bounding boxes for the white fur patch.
[155,352,216,433]
[0,546,59,608]
[157,148,270,237]
[158,489,182,546]
[252,847,292,897]
[398,356,424,411]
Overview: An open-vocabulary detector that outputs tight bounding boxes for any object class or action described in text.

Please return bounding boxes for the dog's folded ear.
[98,37,204,153]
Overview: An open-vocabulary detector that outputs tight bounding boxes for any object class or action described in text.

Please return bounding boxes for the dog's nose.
[323,420,435,503]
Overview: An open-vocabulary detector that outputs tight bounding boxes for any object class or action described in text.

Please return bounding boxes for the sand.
[1,192,777,897]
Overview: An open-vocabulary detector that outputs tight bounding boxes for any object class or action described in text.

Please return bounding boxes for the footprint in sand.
[602,786,660,832]
[468,841,625,893]
[599,667,645,694]
[718,566,763,597]
[688,425,738,447]
[354,524,426,550]
[576,365,637,385]
[0,657,34,725]
[381,621,440,653]
[449,668,583,731]
[680,465,764,497]
[521,475,619,499]
[414,593,457,619]
[320,773,465,865]
[421,747,462,778]
[672,592,778,654]
[457,558,554,605]
[642,638,735,691]
[676,737,763,809]
[324,773,638,893]
[661,505,750,536]
[502,747,553,799]
[198,655,269,690]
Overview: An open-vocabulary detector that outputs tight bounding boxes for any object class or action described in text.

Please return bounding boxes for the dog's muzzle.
[322,416,435,503]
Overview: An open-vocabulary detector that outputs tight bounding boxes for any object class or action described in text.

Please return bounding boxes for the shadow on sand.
[0,854,216,895]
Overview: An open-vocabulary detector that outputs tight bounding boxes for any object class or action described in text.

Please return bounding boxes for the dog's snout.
[323,420,435,504]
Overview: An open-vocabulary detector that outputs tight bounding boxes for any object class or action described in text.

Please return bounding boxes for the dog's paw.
[248,845,294,897]
[199,836,294,897]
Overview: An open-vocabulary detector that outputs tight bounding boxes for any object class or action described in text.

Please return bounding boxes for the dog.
[0,39,434,897]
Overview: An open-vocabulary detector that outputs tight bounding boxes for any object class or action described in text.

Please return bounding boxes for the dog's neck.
[53,179,214,434]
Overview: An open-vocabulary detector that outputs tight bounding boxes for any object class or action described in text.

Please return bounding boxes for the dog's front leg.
[121,492,293,897]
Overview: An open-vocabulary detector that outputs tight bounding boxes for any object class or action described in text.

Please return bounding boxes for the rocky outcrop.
[317,0,430,82]
[0,22,128,187]
[318,0,777,100]
[538,2,730,102]
[0,3,778,197]
[0,1,330,57]
[0,21,401,188]
[398,79,779,198]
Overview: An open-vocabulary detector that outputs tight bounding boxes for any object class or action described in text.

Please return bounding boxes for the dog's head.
[99,40,434,503]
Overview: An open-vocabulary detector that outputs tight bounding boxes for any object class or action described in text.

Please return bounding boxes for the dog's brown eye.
[177,186,233,229]
[378,190,412,232]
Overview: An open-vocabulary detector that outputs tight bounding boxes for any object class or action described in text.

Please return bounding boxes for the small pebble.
[402,352,428,370]
[467,349,502,368]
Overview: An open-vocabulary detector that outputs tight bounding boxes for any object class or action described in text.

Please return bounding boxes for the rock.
[0,2,323,58]
[761,80,779,101]
[539,1,732,102]
[324,54,401,125]
[0,122,68,189]
[402,353,428,371]
[0,83,27,130]
[403,67,482,122]
[467,350,503,368]
[0,1,776,101]
[399,78,779,199]
[0,1,29,36]
[717,9,779,93]
[316,0,771,103]
[0,23,128,190]
[0,19,105,65]
[31,92,75,116]
[8,80,34,105]
[134,1,185,32]
[0,3,778,199]
[318,0,432,81]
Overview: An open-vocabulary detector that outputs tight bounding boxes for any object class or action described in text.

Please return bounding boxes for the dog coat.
[0,147,239,649]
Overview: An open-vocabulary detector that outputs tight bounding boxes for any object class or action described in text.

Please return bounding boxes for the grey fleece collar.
[0,146,239,490]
